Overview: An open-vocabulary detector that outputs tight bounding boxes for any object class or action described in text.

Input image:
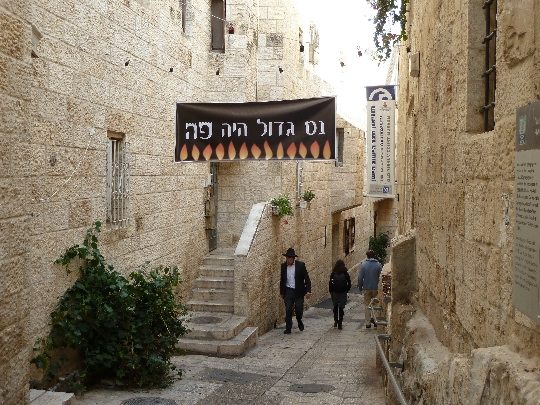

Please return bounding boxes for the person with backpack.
[329,259,352,330]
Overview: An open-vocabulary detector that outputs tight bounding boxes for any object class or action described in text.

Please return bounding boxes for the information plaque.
[514,100,540,324]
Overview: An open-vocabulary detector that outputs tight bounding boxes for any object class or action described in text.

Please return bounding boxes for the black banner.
[175,96,336,162]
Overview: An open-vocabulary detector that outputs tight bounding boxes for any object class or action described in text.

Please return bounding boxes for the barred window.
[481,0,497,131]
[106,132,130,228]
[344,217,355,255]
[309,23,319,65]
[335,128,344,167]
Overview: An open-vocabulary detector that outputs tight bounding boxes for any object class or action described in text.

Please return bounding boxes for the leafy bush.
[369,232,390,265]
[301,188,315,202]
[31,222,189,391]
[270,194,294,219]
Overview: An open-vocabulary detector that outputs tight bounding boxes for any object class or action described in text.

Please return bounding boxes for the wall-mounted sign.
[365,86,395,198]
[514,100,540,325]
[175,97,335,162]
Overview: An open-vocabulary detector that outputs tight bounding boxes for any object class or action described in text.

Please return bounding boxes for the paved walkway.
[73,290,387,405]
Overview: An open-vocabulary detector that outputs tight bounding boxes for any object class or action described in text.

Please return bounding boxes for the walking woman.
[329,259,352,329]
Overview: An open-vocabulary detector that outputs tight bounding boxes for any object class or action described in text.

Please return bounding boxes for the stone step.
[198,264,234,278]
[194,277,234,290]
[187,300,234,313]
[191,288,234,302]
[184,312,249,340]
[177,326,258,356]
[30,389,74,405]
[203,256,235,267]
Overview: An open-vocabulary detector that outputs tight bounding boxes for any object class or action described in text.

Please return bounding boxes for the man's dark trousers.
[283,287,304,331]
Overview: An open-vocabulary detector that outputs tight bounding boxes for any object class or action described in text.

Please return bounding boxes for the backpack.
[332,272,349,293]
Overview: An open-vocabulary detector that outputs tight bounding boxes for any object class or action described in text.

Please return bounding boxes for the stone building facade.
[388,0,540,403]
[0,0,377,403]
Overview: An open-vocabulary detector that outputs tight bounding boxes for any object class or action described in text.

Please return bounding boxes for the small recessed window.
[211,0,225,51]
[481,0,497,131]
[335,128,344,167]
[343,217,355,255]
[106,131,130,228]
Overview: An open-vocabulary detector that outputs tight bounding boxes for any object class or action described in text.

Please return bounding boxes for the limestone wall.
[0,0,33,403]
[391,0,540,402]
[0,0,367,402]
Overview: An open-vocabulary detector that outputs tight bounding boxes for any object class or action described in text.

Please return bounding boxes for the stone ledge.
[30,389,74,405]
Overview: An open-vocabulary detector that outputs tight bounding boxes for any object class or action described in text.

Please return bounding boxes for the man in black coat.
[280,248,312,334]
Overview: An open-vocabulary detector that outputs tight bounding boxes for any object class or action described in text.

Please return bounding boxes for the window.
[106,131,130,228]
[299,28,304,61]
[335,128,344,167]
[481,0,497,131]
[309,23,319,65]
[343,217,355,255]
[211,0,225,51]
[182,0,188,33]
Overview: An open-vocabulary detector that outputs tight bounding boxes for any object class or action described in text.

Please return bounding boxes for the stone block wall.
[391,0,540,402]
[0,0,33,403]
[0,0,367,402]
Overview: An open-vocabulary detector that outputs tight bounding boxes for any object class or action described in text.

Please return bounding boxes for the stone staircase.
[177,248,257,356]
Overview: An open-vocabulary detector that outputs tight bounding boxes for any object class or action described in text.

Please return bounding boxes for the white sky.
[293,0,393,129]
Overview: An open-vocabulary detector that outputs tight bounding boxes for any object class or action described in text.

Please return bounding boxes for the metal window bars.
[481,0,497,131]
[106,138,130,228]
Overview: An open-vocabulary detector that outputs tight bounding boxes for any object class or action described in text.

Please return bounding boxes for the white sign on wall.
[514,100,540,325]
[365,86,396,198]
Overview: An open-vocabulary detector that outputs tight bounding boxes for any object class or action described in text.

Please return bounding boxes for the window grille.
[106,133,130,228]
[309,24,319,65]
[344,217,355,255]
[481,0,497,131]
[336,128,344,167]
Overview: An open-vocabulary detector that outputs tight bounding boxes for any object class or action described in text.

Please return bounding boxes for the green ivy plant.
[369,232,390,265]
[270,194,294,219]
[367,0,409,64]
[31,221,189,392]
[302,188,315,203]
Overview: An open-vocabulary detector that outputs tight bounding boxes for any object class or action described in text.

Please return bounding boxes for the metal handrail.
[374,334,408,405]
[368,297,388,326]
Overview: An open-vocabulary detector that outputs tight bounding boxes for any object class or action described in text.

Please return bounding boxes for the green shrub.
[270,194,294,219]
[31,221,189,391]
[369,232,390,265]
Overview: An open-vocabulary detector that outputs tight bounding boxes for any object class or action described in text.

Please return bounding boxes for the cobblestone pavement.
[73,290,387,405]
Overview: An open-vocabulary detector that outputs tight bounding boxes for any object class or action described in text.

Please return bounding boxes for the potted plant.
[300,188,315,208]
[270,194,294,221]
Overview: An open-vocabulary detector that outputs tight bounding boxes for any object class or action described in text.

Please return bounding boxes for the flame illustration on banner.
[251,143,261,159]
[299,142,307,158]
[203,144,213,160]
[310,141,320,158]
[276,142,284,159]
[180,144,188,161]
[323,141,331,159]
[216,143,225,160]
[192,145,200,161]
[287,143,297,159]
[228,142,236,160]
[239,143,249,159]
[264,141,273,159]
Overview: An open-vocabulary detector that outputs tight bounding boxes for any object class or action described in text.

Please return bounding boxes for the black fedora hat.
[283,248,298,257]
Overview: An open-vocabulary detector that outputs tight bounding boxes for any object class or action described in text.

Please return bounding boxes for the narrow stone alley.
[71,289,387,405]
